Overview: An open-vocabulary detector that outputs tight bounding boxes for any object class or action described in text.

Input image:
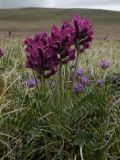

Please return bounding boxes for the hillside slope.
[0,8,120,38]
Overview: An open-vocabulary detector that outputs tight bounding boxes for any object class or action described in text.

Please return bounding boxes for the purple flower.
[25,78,37,88]
[96,79,103,87]
[72,15,94,53]
[73,83,84,94]
[24,32,59,78]
[0,48,4,58]
[99,60,110,69]
[112,75,118,83]
[80,76,90,85]
[76,67,84,76]
[69,67,84,81]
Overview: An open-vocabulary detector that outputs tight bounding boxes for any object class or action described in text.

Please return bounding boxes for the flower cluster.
[72,15,94,53]
[25,78,37,88]
[49,21,75,64]
[99,60,110,69]
[0,48,4,58]
[76,67,84,77]
[96,79,103,87]
[73,67,90,94]
[80,76,90,85]
[24,33,59,78]
[73,83,84,94]
[112,75,118,83]
[24,15,93,78]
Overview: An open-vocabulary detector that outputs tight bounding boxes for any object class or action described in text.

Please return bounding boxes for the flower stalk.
[59,59,63,111]
[65,64,69,106]
[70,43,80,100]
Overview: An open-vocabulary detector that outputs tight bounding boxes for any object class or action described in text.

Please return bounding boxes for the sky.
[0,0,120,11]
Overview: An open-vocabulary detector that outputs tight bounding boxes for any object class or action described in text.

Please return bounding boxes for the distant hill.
[0,8,120,38]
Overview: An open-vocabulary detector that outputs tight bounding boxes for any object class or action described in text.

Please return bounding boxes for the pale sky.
[0,0,120,11]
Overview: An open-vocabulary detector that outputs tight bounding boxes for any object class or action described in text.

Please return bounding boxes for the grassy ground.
[0,8,120,38]
[0,35,120,159]
[0,8,120,159]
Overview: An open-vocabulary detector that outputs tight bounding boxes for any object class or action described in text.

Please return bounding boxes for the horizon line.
[0,7,120,12]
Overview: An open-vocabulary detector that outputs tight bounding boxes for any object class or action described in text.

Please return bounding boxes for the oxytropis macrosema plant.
[24,14,94,109]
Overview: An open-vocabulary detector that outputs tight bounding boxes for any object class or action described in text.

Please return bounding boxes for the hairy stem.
[70,52,79,99]
[59,60,63,111]
[65,64,69,106]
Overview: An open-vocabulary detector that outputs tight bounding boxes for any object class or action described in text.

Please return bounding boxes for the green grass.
[0,35,120,159]
[0,8,120,38]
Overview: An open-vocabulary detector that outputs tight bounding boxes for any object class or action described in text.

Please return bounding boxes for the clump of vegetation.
[0,15,120,160]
